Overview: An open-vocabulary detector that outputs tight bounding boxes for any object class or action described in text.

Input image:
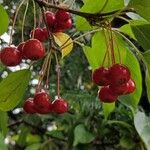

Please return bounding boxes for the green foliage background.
[0,0,150,150]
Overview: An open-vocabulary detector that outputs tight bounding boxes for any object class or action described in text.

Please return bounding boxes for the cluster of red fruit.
[23,90,68,114]
[30,10,72,42]
[92,64,136,103]
[0,10,72,67]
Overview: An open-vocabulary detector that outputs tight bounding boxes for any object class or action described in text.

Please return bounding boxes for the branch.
[34,0,119,19]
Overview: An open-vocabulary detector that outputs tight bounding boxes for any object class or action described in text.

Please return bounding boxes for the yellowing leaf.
[53,32,73,58]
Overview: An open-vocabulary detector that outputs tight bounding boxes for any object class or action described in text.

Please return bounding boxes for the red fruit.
[92,67,110,86]
[126,79,136,94]
[55,10,71,21]
[110,83,128,95]
[98,86,118,103]
[0,47,22,66]
[52,98,68,114]
[33,91,52,114]
[45,11,56,28]
[109,64,130,85]
[30,28,46,42]
[23,39,45,60]
[42,27,49,40]
[17,42,26,59]
[23,98,36,114]
[55,19,72,31]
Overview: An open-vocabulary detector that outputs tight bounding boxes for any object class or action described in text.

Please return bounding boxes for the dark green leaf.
[134,111,150,150]
[143,50,150,102]
[129,0,150,22]
[25,143,41,150]
[0,5,9,35]
[130,20,150,51]
[0,69,31,111]
[73,124,95,146]
[17,125,31,147]
[0,132,7,150]
[0,111,8,137]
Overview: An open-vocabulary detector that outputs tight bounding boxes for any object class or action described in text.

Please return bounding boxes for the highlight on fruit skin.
[0,47,22,66]
[23,39,45,60]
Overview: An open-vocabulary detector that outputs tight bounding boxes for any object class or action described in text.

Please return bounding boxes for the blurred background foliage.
[0,0,150,150]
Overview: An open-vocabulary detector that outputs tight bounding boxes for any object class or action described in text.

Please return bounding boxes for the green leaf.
[76,0,124,31]
[83,31,142,110]
[143,50,150,102]
[46,130,65,140]
[0,111,8,137]
[17,125,31,147]
[25,143,41,150]
[103,103,115,119]
[120,135,135,149]
[119,24,136,39]
[134,111,150,150]
[0,132,7,150]
[0,69,31,111]
[73,124,95,146]
[130,20,150,51]
[0,5,9,35]
[128,0,150,22]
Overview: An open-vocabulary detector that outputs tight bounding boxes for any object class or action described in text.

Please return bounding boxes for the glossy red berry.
[52,98,68,114]
[0,47,22,66]
[23,39,45,60]
[17,42,26,59]
[98,86,118,103]
[23,98,36,114]
[45,11,56,28]
[30,28,46,42]
[56,19,72,31]
[109,64,130,85]
[110,83,128,95]
[126,79,136,94]
[92,67,110,86]
[33,91,52,114]
[55,10,71,21]
[42,27,49,40]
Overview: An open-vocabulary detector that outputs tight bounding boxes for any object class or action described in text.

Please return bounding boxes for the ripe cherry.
[109,64,130,85]
[126,79,136,94]
[92,67,110,86]
[23,98,36,114]
[30,28,46,42]
[42,27,49,40]
[98,86,118,103]
[45,11,56,28]
[23,39,45,60]
[55,19,72,31]
[110,83,128,95]
[55,10,71,21]
[52,98,68,114]
[17,42,26,59]
[0,47,22,66]
[33,90,52,114]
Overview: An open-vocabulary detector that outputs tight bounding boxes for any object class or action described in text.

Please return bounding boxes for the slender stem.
[102,29,110,67]
[9,0,26,46]
[31,0,37,39]
[108,25,115,64]
[113,33,122,64]
[61,28,101,49]
[45,51,52,89]
[21,0,29,42]
[54,52,60,98]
